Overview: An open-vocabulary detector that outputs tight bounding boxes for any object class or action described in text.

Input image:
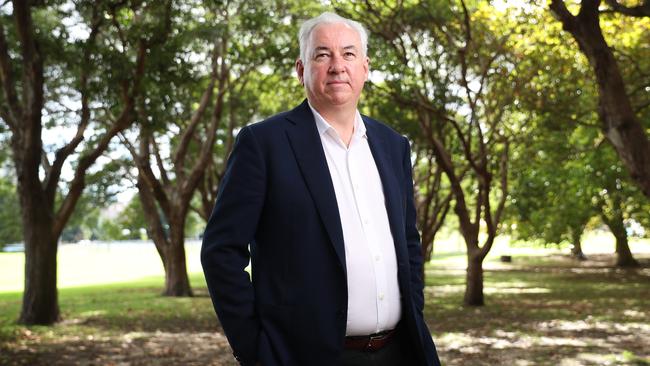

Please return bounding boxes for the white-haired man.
[202,12,441,366]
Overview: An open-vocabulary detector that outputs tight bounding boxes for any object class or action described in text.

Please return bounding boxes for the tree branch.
[45,7,104,200]
[151,135,170,187]
[493,140,509,229]
[172,44,220,174]
[120,128,172,219]
[40,148,50,175]
[0,21,21,130]
[549,0,578,31]
[181,34,230,204]
[137,172,171,249]
[53,6,153,237]
[603,0,650,17]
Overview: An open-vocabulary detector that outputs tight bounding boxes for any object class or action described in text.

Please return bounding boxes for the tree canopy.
[0,0,648,324]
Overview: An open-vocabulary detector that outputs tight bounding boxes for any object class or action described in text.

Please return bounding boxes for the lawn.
[0,237,649,365]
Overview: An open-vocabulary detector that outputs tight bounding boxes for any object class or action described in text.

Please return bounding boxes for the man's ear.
[364,56,370,81]
[295,59,305,86]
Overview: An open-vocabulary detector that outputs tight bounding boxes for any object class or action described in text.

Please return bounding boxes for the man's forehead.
[310,22,361,44]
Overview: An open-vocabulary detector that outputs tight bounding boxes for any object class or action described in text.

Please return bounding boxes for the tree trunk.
[137,178,193,297]
[601,204,639,268]
[464,252,484,306]
[420,231,434,280]
[549,1,650,198]
[570,227,587,261]
[161,245,192,296]
[570,242,587,261]
[591,39,650,199]
[610,223,639,268]
[161,223,193,296]
[18,208,59,324]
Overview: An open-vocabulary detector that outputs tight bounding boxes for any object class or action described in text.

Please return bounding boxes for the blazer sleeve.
[201,126,266,366]
[402,136,426,314]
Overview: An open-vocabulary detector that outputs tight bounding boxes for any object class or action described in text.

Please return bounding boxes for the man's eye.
[315,53,329,59]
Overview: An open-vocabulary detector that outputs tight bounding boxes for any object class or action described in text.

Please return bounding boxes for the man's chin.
[325,92,359,106]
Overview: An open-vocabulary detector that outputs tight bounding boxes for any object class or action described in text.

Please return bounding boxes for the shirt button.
[379,293,385,301]
[375,255,381,261]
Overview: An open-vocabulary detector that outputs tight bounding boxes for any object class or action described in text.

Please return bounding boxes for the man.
[201,12,441,366]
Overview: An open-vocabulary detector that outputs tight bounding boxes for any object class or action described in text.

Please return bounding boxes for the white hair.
[298,12,369,64]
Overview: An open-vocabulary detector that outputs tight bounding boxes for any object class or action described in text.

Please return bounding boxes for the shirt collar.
[308,101,367,140]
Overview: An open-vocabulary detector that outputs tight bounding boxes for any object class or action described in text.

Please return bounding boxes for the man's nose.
[328,54,345,73]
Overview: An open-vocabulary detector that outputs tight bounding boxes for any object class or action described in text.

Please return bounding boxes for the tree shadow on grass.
[0,330,238,366]
[425,253,650,365]
[0,274,240,365]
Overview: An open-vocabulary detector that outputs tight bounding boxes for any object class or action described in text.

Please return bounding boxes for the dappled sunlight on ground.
[438,329,591,351]
[1,329,237,366]
[537,318,650,334]
[423,249,650,365]
[426,284,552,295]
[484,286,551,294]
[437,319,650,365]
[426,284,465,295]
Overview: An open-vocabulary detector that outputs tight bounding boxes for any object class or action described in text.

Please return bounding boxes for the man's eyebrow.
[313,45,359,52]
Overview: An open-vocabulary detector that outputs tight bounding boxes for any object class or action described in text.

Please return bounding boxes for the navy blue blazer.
[201,100,441,366]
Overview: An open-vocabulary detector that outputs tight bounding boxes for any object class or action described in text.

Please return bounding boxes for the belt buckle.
[365,333,383,352]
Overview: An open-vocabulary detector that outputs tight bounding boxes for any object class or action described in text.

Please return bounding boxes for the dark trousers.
[339,326,420,366]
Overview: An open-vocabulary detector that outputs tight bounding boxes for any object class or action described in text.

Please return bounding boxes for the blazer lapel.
[364,117,407,258]
[285,101,347,272]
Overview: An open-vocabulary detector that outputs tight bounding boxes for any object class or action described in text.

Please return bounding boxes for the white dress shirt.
[309,103,402,336]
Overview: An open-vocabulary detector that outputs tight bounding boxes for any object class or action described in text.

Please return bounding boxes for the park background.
[0,0,649,365]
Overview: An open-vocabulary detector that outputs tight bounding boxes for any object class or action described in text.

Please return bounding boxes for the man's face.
[296,22,369,111]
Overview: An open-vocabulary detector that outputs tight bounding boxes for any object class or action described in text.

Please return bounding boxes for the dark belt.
[344,328,397,352]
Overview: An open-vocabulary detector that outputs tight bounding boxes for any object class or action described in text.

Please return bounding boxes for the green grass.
[0,272,224,366]
[0,241,204,292]
[0,273,212,338]
[1,238,649,365]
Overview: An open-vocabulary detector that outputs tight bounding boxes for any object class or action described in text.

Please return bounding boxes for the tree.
[0,0,165,325]
[549,0,650,198]
[506,3,647,266]
[193,4,312,222]
[120,0,308,296]
[363,92,453,276]
[590,142,644,267]
[339,0,513,305]
[413,146,453,270]
[503,4,598,260]
[61,159,127,242]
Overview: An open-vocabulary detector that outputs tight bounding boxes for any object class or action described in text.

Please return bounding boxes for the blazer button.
[336,309,345,319]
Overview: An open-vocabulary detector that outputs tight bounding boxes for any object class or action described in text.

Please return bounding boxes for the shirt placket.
[346,137,389,333]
